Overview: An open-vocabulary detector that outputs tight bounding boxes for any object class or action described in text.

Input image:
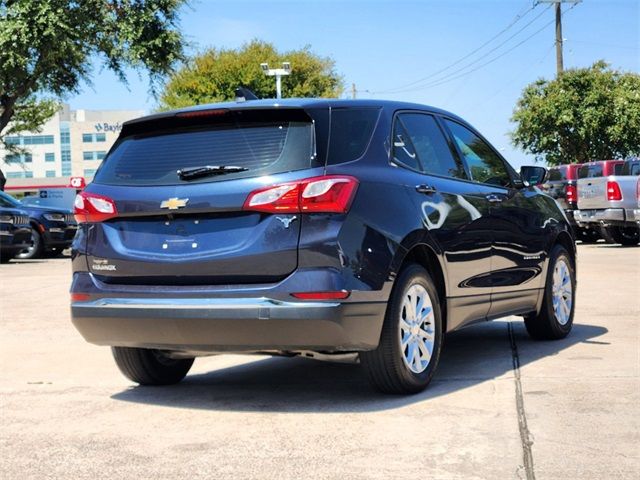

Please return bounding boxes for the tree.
[0,0,187,138]
[159,40,344,109]
[511,61,640,165]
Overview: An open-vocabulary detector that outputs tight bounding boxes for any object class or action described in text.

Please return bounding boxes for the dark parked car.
[70,99,576,394]
[0,191,77,259]
[540,164,600,242]
[0,202,31,263]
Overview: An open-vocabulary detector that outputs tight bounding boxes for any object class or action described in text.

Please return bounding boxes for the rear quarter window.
[326,108,380,165]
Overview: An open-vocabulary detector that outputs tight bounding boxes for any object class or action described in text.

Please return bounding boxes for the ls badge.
[160,197,189,210]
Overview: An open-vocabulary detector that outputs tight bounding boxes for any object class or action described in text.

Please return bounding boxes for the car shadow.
[111,321,607,413]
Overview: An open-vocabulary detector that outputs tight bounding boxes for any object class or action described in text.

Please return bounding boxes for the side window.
[392,113,466,179]
[444,119,511,187]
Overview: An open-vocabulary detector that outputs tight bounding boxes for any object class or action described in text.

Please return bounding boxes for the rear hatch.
[83,107,322,285]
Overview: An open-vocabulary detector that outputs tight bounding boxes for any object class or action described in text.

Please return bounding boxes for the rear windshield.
[621,160,640,176]
[548,167,566,181]
[94,111,317,186]
[578,163,603,179]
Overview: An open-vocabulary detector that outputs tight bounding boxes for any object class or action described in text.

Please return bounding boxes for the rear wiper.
[177,165,248,180]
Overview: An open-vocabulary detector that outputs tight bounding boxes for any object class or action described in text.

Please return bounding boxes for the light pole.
[260,62,291,99]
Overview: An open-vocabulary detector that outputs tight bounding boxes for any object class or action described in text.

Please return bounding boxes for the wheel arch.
[392,238,448,332]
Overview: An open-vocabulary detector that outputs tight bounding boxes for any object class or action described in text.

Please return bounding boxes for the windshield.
[0,191,21,208]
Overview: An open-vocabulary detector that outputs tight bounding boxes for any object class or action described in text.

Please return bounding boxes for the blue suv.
[70,99,576,393]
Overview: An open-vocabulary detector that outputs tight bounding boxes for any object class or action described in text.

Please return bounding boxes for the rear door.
[390,112,494,306]
[84,108,321,285]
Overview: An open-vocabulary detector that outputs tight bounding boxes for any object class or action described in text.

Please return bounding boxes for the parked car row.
[0,191,77,261]
[540,158,639,245]
[575,157,640,246]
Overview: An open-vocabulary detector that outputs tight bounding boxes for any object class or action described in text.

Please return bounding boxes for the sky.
[69,0,639,169]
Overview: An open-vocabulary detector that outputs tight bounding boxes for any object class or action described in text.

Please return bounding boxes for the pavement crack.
[508,321,536,480]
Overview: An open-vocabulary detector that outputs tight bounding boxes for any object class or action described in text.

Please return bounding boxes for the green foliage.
[511,61,640,165]
[159,40,344,109]
[0,0,187,135]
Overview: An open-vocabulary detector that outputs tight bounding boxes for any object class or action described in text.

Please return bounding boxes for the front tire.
[524,245,575,340]
[16,230,43,259]
[111,347,194,385]
[360,264,443,394]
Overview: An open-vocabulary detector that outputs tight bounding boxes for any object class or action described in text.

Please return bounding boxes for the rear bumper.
[71,296,387,353]
[574,208,640,226]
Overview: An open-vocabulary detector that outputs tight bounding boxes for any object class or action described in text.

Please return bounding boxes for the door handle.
[485,193,503,203]
[416,184,437,194]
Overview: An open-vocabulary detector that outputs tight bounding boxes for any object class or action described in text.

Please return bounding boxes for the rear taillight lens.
[565,184,577,203]
[243,175,359,214]
[606,181,622,201]
[74,192,118,223]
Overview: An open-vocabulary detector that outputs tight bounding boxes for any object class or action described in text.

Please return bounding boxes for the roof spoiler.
[235,87,259,102]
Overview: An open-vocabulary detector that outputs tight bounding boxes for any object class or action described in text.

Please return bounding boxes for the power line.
[373,2,542,94]
[379,3,578,95]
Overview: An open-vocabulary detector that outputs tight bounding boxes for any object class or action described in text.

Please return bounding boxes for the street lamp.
[260,62,291,99]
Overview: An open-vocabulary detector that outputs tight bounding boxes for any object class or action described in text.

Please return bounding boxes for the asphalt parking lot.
[1,244,638,479]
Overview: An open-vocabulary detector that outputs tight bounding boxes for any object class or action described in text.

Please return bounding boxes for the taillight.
[243,175,359,214]
[565,184,577,204]
[606,181,622,201]
[74,192,118,223]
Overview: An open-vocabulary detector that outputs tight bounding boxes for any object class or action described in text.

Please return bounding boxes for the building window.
[83,151,94,161]
[82,133,93,143]
[62,165,72,176]
[3,135,54,145]
[61,150,71,162]
[45,152,55,162]
[25,172,33,178]
[60,132,70,143]
[6,172,24,179]
[45,170,56,178]
[96,151,106,160]
[5,153,32,163]
[96,133,106,142]
[83,169,97,176]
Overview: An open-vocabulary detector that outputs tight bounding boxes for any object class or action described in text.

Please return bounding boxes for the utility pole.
[351,83,357,99]
[260,62,292,99]
[555,2,563,74]
[537,0,581,76]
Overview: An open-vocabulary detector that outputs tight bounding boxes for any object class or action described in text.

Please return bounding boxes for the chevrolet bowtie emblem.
[160,197,189,210]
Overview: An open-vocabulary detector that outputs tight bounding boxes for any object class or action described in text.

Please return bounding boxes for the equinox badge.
[160,197,189,210]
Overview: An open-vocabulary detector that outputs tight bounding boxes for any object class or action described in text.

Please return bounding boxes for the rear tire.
[360,264,443,394]
[577,227,600,244]
[111,347,194,385]
[524,245,575,340]
[610,226,639,246]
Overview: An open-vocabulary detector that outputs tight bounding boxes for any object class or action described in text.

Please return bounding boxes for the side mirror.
[520,166,547,186]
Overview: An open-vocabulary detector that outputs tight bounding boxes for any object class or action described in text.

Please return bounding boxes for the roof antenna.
[235,87,259,103]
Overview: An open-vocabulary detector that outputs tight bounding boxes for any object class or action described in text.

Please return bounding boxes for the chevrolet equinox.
[70,99,576,394]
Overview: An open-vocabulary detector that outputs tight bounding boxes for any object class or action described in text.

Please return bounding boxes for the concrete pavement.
[0,244,638,479]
